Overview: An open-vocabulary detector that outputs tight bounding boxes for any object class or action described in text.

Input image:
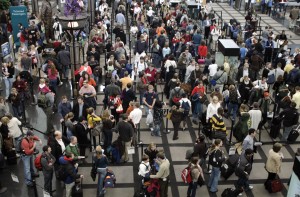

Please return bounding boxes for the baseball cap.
[26,130,34,136]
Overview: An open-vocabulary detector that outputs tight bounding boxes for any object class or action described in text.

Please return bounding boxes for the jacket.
[48,136,69,163]
[58,101,72,119]
[116,121,134,142]
[41,152,56,172]
[235,154,252,179]
[280,107,299,127]
[213,70,228,84]
[171,109,183,123]
[65,144,80,160]
[208,148,225,168]
[72,103,88,121]
[265,149,282,174]
[59,156,81,184]
[74,122,89,147]
[57,50,70,66]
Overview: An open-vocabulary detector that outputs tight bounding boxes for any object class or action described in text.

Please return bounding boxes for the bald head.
[54,131,62,139]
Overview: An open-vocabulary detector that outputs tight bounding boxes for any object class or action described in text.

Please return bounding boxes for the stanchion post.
[165,108,169,134]
[229,118,234,146]
[138,123,141,143]
[161,91,163,102]
[140,143,144,159]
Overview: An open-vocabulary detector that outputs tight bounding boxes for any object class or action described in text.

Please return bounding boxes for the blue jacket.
[192,34,202,45]
[59,156,80,184]
[58,101,72,119]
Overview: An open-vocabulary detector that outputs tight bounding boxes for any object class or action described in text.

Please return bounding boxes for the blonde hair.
[64,112,74,120]
[102,109,110,120]
[40,78,45,84]
[147,142,156,151]
[96,145,103,158]
[1,116,10,125]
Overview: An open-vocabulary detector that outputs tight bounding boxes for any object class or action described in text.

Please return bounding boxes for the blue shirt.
[240,47,247,59]
[143,91,158,106]
[192,34,202,45]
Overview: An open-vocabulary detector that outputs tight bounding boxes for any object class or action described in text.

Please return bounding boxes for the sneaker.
[182,127,185,131]
[248,185,253,190]
[140,105,144,109]
[238,193,243,196]
[59,82,63,86]
[92,147,95,152]
[150,128,154,131]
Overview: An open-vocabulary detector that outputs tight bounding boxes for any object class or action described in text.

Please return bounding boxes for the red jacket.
[75,65,93,76]
[145,68,157,83]
[21,136,39,155]
[198,45,208,57]
[191,86,206,96]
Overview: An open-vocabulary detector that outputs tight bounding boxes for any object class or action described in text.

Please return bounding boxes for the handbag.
[210,72,225,86]
[212,130,227,140]
[199,94,207,104]
[91,118,102,136]
[146,110,153,125]
[197,175,205,186]
[116,104,123,114]
[166,112,172,120]
[267,73,275,84]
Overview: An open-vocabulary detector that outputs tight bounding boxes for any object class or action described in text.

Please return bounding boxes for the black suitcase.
[6,150,17,165]
[221,164,235,180]
[72,179,83,197]
[287,126,300,143]
[221,188,240,197]
[269,117,282,139]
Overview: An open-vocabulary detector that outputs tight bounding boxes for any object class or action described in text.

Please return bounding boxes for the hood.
[240,112,250,121]
[59,156,72,165]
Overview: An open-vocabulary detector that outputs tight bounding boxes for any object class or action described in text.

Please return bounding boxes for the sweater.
[266,149,282,174]
[150,159,170,179]
[65,144,80,159]
[116,121,134,142]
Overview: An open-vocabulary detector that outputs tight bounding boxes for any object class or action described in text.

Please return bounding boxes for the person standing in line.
[48,130,69,168]
[210,107,227,143]
[193,134,208,167]
[59,152,84,197]
[41,145,56,195]
[242,129,257,159]
[170,105,184,140]
[179,93,191,131]
[6,114,22,153]
[207,139,226,193]
[73,117,89,156]
[248,102,262,131]
[72,96,88,121]
[235,149,254,195]
[129,102,143,145]
[279,101,299,143]
[143,85,158,130]
[187,157,205,197]
[21,131,42,186]
[116,114,134,163]
[93,145,109,197]
[152,101,164,137]
[265,143,283,181]
[87,107,101,151]
[150,152,170,197]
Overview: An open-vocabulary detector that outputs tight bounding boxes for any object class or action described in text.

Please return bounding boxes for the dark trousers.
[158,178,169,197]
[267,172,277,181]
[258,113,268,130]
[103,131,112,150]
[187,181,197,197]
[172,121,181,139]
[43,170,53,194]
[79,145,87,156]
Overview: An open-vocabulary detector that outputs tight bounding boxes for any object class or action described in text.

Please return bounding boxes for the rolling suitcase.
[6,150,17,165]
[72,178,83,197]
[221,188,240,197]
[265,178,283,193]
[287,125,300,143]
[269,116,282,139]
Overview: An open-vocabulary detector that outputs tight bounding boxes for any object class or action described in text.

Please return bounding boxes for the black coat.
[74,122,90,147]
[48,136,70,164]
[72,103,88,121]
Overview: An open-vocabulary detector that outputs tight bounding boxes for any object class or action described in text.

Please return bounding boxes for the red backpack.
[181,167,193,184]
[34,155,43,171]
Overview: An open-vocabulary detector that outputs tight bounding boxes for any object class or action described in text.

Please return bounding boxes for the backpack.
[181,101,190,115]
[37,94,49,108]
[17,137,29,154]
[55,164,68,181]
[228,90,238,104]
[147,179,160,197]
[208,149,219,166]
[104,170,116,188]
[181,167,193,184]
[34,154,43,171]
[277,84,289,99]
[172,89,182,104]
[289,69,299,84]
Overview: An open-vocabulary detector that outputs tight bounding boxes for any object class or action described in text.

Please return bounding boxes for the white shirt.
[147,9,155,17]
[248,109,262,130]
[57,139,66,153]
[164,60,177,72]
[134,6,141,15]
[185,64,195,82]
[253,80,268,91]
[275,67,284,80]
[138,161,151,177]
[208,64,218,77]
[206,102,221,121]
[129,108,143,125]
[135,61,148,73]
[7,117,22,138]
[179,98,192,109]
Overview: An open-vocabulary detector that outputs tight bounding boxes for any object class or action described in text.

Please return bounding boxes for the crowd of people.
[0,0,300,196]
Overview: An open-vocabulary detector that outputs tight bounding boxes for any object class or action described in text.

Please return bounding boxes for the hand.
[60,119,64,123]
[33,142,37,148]
[74,163,79,169]
[80,175,84,178]
[149,106,153,109]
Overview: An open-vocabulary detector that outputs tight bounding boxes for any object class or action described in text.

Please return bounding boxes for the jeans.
[153,122,162,136]
[235,177,250,191]
[208,166,221,192]
[97,168,107,196]
[227,102,238,120]
[4,78,13,98]
[49,79,57,94]
[281,126,293,142]
[21,154,35,185]
[194,44,200,57]
[62,65,70,79]
[192,101,202,121]
[139,90,145,105]
[145,106,153,128]
[14,136,22,153]
[12,104,23,119]
[43,170,53,193]
[187,181,197,197]
[65,181,75,197]
[66,128,73,140]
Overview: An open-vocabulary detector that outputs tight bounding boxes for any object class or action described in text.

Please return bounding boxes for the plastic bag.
[146,110,153,125]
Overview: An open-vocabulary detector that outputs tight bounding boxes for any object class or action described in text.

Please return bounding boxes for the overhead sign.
[1,42,10,57]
